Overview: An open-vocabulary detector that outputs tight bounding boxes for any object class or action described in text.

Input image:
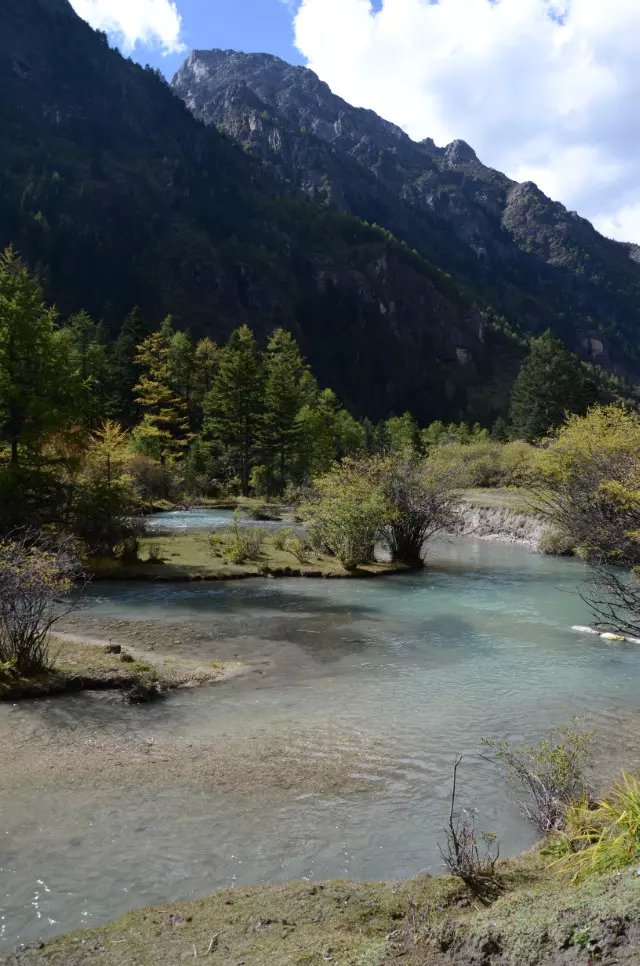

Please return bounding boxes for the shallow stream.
[2,536,640,946]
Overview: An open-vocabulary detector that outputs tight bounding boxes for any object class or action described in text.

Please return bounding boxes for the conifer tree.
[105,306,149,423]
[67,310,109,425]
[0,246,78,466]
[509,331,598,441]
[262,329,306,494]
[191,338,219,430]
[203,325,264,495]
[133,316,192,462]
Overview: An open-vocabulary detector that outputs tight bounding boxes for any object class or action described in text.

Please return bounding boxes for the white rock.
[571,625,599,635]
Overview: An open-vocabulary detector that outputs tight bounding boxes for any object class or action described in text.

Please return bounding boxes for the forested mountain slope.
[0,0,526,423]
[173,49,640,375]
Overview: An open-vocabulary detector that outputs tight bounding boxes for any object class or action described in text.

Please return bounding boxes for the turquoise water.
[2,537,639,946]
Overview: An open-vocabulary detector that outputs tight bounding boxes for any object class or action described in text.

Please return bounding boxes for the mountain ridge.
[173,48,640,375]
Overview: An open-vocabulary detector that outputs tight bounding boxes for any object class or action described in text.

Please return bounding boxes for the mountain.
[2,0,527,424]
[173,49,640,376]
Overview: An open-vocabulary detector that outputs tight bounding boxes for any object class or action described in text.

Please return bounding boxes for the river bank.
[6,850,640,965]
[452,489,547,551]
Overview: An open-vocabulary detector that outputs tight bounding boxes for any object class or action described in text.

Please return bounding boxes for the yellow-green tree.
[536,404,640,563]
[133,317,192,463]
[71,420,139,556]
[303,458,392,570]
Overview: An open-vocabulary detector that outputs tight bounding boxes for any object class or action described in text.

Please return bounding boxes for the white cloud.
[70,0,185,55]
[292,0,640,242]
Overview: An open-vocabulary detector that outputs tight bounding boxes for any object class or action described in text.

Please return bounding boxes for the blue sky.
[132,0,303,78]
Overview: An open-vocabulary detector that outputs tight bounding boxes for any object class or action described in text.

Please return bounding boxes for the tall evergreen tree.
[67,310,109,425]
[509,331,598,441]
[0,247,78,466]
[133,316,192,462]
[203,325,264,495]
[105,306,149,424]
[262,329,306,494]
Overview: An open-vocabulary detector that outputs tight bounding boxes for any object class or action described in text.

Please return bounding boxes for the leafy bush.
[555,772,640,881]
[377,454,461,567]
[539,528,577,556]
[119,535,141,564]
[303,459,392,571]
[211,512,266,564]
[286,536,312,564]
[246,502,281,521]
[427,439,538,489]
[273,527,295,551]
[483,721,593,833]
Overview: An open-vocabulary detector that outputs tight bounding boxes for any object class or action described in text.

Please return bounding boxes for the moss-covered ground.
[0,637,232,701]
[5,852,640,965]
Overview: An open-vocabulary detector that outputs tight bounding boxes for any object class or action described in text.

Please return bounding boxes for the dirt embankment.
[452,490,547,551]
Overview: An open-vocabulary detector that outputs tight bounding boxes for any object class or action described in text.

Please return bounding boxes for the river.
[2,535,639,946]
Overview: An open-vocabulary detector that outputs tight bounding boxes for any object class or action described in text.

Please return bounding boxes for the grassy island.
[0,636,236,702]
[89,530,411,582]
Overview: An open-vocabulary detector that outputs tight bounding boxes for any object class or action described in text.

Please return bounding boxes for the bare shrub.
[581,565,640,639]
[482,722,593,833]
[378,455,460,568]
[439,756,502,903]
[0,532,83,675]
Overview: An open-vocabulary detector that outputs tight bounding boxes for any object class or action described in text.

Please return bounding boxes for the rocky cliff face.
[173,50,640,375]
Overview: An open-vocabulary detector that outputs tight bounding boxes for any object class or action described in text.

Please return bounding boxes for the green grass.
[89,531,409,582]
[0,638,231,701]
[6,851,640,965]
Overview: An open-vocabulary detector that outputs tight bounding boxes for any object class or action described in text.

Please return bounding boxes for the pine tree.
[0,246,78,466]
[169,330,195,404]
[67,310,109,425]
[105,306,149,424]
[203,325,264,495]
[133,317,192,462]
[509,331,598,441]
[262,329,306,494]
[191,338,220,431]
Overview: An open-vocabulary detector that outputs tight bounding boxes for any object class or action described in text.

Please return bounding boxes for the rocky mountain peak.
[443,139,479,166]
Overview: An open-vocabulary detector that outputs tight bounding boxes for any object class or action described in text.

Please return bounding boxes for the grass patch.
[88,532,409,582]
[457,487,536,513]
[0,638,231,702]
[8,853,640,965]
